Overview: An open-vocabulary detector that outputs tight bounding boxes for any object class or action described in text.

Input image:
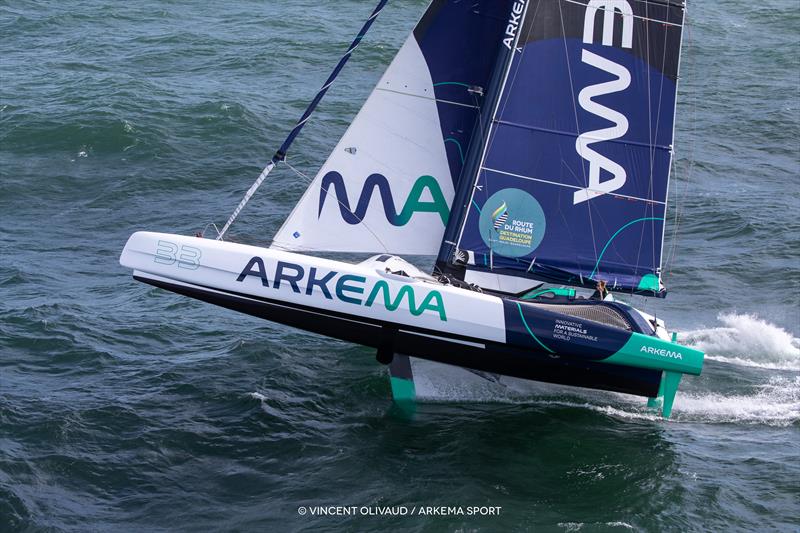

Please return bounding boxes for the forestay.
[443,0,685,296]
[272,0,513,255]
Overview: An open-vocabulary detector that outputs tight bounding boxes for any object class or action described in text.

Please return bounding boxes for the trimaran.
[121,0,704,418]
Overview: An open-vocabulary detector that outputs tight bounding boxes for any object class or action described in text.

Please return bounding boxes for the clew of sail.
[272,1,514,255]
[441,0,686,296]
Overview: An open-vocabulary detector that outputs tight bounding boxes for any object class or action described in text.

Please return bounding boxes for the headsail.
[272,0,513,255]
[439,0,685,296]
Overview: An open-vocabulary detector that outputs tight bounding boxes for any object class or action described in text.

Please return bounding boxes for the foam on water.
[681,312,800,370]
[669,376,800,426]
[410,360,799,427]
[558,521,635,531]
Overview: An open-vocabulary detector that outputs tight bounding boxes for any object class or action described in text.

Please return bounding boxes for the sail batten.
[479,166,668,205]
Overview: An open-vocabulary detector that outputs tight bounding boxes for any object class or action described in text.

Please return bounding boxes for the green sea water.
[1,0,799,531]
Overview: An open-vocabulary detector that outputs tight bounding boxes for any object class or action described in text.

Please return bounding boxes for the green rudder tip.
[388,354,416,416]
[660,371,683,419]
[389,376,416,404]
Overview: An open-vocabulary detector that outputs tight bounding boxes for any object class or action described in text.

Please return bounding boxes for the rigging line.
[662,4,687,281]
[665,11,695,283]
[280,160,390,254]
[653,3,673,274]
[374,87,479,109]
[635,0,655,278]
[473,92,492,222]
[557,0,599,271]
[457,1,543,256]
[638,0,677,277]
[467,92,488,218]
[216,0,389,240]
[494,0,540,127]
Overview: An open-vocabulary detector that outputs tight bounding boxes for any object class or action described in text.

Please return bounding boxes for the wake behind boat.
[121,0,704,417]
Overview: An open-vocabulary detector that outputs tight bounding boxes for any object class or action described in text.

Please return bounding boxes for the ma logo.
[318,172,449,226]
[574,0,633,205]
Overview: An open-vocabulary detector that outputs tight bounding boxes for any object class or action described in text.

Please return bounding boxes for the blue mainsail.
[440,0,685,296]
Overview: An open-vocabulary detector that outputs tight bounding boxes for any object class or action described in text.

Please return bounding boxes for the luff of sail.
[271,1,514,255]
[443,0,685,296]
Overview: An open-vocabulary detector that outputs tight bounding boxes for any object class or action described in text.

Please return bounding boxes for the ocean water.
[1,0,798,531]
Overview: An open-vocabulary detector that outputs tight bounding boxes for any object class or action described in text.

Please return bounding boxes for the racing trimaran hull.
[121,231,703,417]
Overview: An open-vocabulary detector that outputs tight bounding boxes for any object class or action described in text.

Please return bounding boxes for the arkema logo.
[236,257,447,321]
[574,0,634,204]
[641,345,683,360]
[319,171,449,226]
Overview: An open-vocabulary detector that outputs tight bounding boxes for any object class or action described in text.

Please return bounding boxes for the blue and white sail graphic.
[447,0,685,296]
[273,1,513,255]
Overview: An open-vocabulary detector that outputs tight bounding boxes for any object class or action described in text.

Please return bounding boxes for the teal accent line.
[444,137,465,164]
[433,81,471,88]
[516,303,555,353]
[589,217,664,278]
[471,200,482,214]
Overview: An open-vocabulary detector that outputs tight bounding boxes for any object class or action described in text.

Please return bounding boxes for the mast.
[436,0,531,280]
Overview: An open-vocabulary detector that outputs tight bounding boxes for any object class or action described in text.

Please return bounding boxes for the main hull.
[121,232,704,416]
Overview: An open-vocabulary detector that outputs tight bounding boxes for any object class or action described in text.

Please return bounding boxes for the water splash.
[669,376,799,426]
[410,360,799,427]
[681,313,800,370]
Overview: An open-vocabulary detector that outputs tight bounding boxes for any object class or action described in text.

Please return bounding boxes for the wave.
[582,376,799,427]
[668,376,799,426]
[680,313,800,370]
[410,360,799,427]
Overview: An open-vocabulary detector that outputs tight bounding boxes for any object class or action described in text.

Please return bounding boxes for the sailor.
[591,280,609,301]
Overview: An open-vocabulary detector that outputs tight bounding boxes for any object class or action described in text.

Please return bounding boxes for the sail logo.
[479,189,546,258]
[573,0,633,205]
[503,0,528,50]
[236,257,447,321]
[318,171,449,226]
[491,202,509,231]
